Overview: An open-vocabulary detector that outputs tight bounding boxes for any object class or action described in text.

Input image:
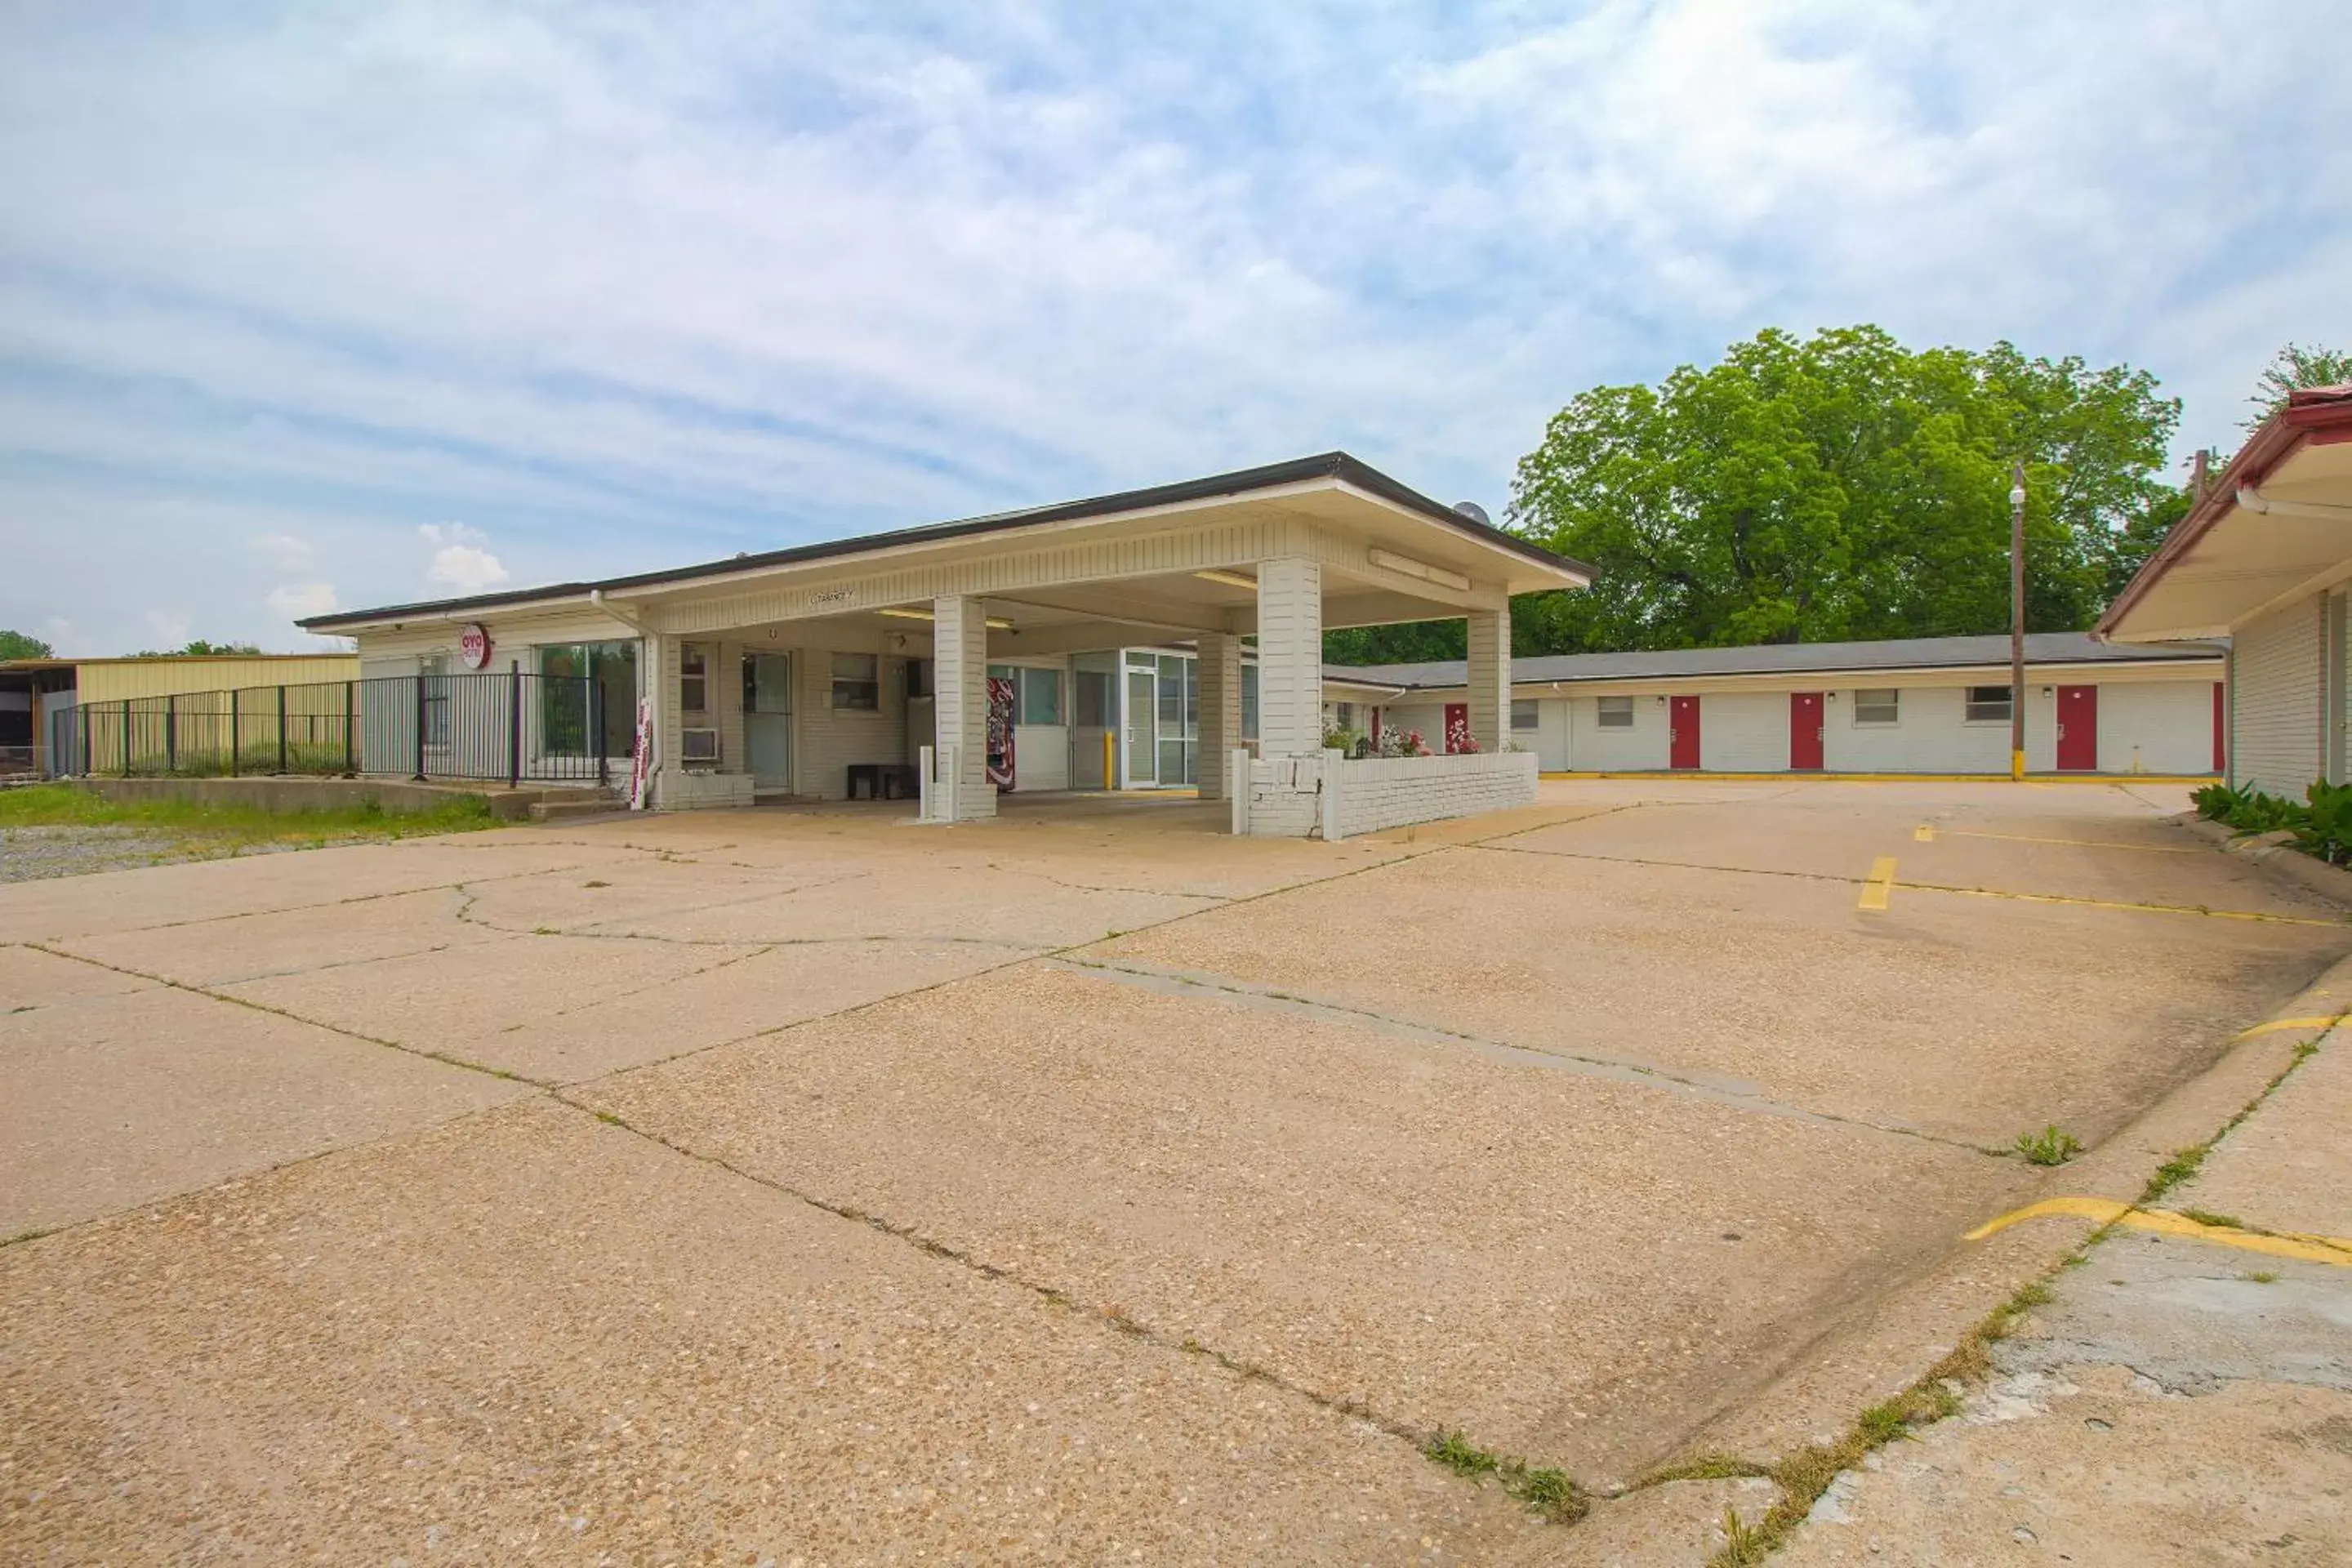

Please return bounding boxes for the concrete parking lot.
[3,778,2346,1563]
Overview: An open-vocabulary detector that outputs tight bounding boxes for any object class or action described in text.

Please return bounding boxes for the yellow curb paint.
[1913,823,1936,842]
[1857,856,1897,911]
[1901,881,2349,928]
[2233,1014,2347,1040]
[1967,1196,2352,1267]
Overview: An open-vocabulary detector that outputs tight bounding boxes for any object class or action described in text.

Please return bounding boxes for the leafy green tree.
[0,629,56,659]
[133,638,265,657]
[1498,325,2182,652]
[2247,341,2352,428]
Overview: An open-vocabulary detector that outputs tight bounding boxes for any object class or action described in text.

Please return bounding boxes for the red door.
[2212,683,2226,774]
[2056,685,2098,772]
[1443,702,1470,754]
[1789,692,1824,770]
[1669,695,1701,769]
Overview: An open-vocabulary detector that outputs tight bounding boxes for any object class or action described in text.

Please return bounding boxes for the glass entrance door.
[1124,668,1156,786]
[743,653,792,789]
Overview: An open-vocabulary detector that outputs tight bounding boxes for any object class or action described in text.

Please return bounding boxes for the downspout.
[588,587,650,635]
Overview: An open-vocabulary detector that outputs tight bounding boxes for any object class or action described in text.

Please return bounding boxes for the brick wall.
[1244,749,1537,838]
[1331,751,1537,836]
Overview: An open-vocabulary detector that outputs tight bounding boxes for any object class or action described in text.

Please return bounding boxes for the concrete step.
[528,795,622,822]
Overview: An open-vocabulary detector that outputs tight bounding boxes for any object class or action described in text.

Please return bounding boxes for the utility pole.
[2010,457,2027,782]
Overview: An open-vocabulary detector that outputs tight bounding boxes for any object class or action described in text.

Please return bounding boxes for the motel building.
[300,454,1590,838]
[1320,632,2225,777]
[2099,384,2352,796]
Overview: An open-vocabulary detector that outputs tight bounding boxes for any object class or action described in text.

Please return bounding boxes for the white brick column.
[930,595,995,821]
[1256,557,1323,759]
[1466,607,1510,752]
[1196,631,1240,800]
[640,632,676,805]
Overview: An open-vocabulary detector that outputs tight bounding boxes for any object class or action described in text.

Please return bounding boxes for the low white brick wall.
[1245,753,1328,838]
[1332,751,1537,836]
[654,768,755,811]
[1242,749,1537,838]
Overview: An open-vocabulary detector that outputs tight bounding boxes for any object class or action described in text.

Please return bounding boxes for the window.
[537,641,639,757]
[1241,662,1260,741]
[680,644,707,714]
[418,654,451,746]
[1964,684,2012,724]
[1853,688,1900,725]
[1334,702,1357,730]
[1597,695,1634,728]
[1074,667,1111,727]
[1019,667,1063,725]
[831,652,880,710]
[1512,698,1539,731]
[905,658,932,700]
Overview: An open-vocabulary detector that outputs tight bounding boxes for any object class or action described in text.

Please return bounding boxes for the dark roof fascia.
[1335,639,2224,693]
[301,452,1592,632]
[2097,383,2352,637]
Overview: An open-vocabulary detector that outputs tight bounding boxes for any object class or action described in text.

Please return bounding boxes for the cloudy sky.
[2,1,2346,655]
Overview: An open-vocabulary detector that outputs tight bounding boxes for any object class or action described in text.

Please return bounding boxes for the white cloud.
[252,532,316,572]
[266,581,338,619]
[419,522,509,593]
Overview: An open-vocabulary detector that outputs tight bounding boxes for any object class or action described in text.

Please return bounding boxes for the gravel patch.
[1,826,245,882]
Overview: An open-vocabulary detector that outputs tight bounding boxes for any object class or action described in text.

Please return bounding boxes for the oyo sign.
[457,622,492,670]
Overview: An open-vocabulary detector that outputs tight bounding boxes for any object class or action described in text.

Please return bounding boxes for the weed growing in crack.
[2144,1142,2209,1200]
[1640,1454,1771,1486]
[2247,1270,2281,1285]
[1421,1431,1588,1524]
[2015,1125,2083,1165]
[1699,1262,2064,1567]
[1718,1505,1768,1564]
[1425,1429,1498,1479]
[2180,1209,2243,1230]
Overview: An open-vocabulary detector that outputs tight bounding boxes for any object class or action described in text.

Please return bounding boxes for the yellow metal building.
[71,654,360,705]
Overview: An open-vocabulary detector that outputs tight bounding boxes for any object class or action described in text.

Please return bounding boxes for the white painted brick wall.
[2234,596,2323,795]
[1332,751,1538,836]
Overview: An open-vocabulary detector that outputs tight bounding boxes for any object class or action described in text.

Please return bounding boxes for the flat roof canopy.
[2102,387,2352,642]
[304,452,1590,644]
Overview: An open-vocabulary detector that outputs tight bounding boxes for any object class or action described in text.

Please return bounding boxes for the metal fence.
[48,670,626,786]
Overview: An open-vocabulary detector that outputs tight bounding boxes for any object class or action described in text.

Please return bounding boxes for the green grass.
[1422,1430,1588,1525]
[2142,1142,2210,1201]
[0,782,499,853]
[2015,1124,2084,1166]
[2179,1209,2243,1231]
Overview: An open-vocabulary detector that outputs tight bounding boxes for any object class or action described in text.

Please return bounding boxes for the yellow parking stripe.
[1966,1196,2352,1267]
[1913,824,1936,842]
[2234,1014,2347,1040]
[1940,829,2200,854]
[1900,880,2348,927]
[1857,856,1897,911]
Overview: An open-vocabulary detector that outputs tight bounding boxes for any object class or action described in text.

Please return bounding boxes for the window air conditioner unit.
[680,728,720,765]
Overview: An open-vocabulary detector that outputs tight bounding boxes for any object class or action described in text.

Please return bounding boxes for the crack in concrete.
[1054,956,1999,1155]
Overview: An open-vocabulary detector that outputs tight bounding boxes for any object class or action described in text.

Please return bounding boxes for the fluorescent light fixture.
[1366,549,1472,593]
[876,606,1013,630]
[1192,568,1259,590]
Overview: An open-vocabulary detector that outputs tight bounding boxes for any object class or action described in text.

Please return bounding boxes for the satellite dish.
[1453,501,1491,526]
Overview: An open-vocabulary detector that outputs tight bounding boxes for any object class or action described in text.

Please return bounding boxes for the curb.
[1657,947,2352,1477]
[2174,810,2352,910]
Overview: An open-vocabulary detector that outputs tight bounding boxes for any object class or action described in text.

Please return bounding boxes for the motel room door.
[743,653,792,789]
[1789,693,1824,770]
[1669,695,1701,769]
[2056,685,2098,772]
